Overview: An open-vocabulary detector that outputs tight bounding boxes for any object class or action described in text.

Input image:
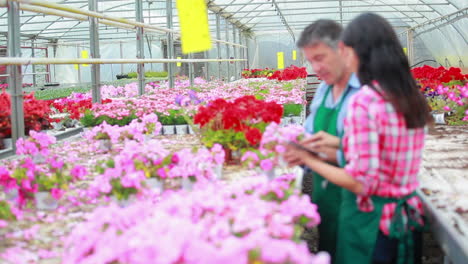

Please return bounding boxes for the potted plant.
[193,96,283,164]
[35,168,71,211]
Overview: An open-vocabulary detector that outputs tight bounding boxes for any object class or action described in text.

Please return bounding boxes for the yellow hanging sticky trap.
[176,0,212,54]
[74,64,79,70]
[81,50,89,67]
[292,50,297,60]
[177,57,182,67]
[277,52,284,69]
[403,48,407,55]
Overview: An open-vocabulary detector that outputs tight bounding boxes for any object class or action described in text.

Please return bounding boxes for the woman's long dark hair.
[342,13,432,128]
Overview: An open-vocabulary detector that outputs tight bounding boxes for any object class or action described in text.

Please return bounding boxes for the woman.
[285,13,431,264]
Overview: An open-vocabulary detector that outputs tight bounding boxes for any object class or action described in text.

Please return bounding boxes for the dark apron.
[311,85,350,261]
[336,190,424,264]
[335,128,425,264]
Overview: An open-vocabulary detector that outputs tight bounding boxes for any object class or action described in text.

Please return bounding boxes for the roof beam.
[214,0,449,6]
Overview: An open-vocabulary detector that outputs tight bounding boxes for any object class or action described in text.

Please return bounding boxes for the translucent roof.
[0,0,466,65]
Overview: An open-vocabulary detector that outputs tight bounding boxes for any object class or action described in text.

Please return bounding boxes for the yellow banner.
[74,64,79,70]
[81,50,89,67]
[277,52,284,69]
[177,57,182,67]
[176,0,212,54]
[403,48,407,55]
[292,50,297,60]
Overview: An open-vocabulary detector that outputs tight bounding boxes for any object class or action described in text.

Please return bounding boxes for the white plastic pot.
[97,139,112,152]
[35,191,58,211]
[146,178,163,192]
[111,195,136,208]
[175,125,188,135]
[163,125,175,135]
[182,177,195,191]
[2,138,12,149]
[433,113,445,124]
[32,153,47,164]
[214,164,223,180]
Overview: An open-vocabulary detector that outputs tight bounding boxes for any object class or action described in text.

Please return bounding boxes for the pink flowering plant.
[426,84,468,124]
[88,139,223,200]
[15,130,56,158]
[242,123,306,173]
[63,176,324,264]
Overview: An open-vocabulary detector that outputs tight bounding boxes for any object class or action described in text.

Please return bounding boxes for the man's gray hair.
[297,20,343,50]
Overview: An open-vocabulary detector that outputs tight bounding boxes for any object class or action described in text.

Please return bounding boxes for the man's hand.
[301,131,340,149]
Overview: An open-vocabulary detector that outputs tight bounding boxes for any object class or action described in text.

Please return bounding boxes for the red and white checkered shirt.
[343,85,425,235]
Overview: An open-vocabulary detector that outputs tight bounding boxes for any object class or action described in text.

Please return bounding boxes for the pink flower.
[70,165,88,180]
[51,188,65,200]
[260,159,273,171]
[0,220,8,228]
[443,106,451,111]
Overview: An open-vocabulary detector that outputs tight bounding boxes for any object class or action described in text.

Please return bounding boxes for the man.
[284,20,360,261]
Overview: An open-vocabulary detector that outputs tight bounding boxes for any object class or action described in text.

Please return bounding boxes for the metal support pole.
[407,29,414,67]
[189,53,194,86]
[89,0,101,103]
[239,30,244,71]
[225,20,230,81]
[136,0,145,95]
[245,35,250,69]
[7,0,24,146]
[216,14,222,80]
[31,39,36,87]
[204,50,209,80]
[166,0,174,88]
[76,45,82,84]
[339,0,343,25]
[120,41,124,74]
[232,24,237,80]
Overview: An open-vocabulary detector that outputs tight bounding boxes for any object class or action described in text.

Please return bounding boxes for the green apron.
[312,85,350,260]
[335,139,425,264]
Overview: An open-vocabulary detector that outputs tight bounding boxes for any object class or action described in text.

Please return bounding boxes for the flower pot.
[32,153,47,164]
[146,178,163,192]
[35,191,58,211]
[432,113,445,124]
[162,125,175,135]
[188,126,195,134]
[291,116,302,125]
[265,169,276,180]
[111,195,136,208]
[224,148,241,165]
[5,188,18,202]
[281,117,292,126]
[97,139,112,152]
[144,134,152,142]
[182,177,195,191]
[2,138,12,150]
[214,164,223,180]
[175,125,188,135]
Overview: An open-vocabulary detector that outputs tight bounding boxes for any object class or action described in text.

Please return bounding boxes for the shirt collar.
[348,73,361,89]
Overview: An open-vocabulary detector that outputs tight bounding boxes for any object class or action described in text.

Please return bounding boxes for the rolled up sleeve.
[343,95,380,212]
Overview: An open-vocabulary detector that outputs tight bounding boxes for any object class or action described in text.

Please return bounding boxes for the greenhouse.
[0,0,467,263]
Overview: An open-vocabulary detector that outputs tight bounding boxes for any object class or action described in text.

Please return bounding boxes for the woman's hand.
[302,131,340,149]
[282,144,304,167]
[282,143,320,167]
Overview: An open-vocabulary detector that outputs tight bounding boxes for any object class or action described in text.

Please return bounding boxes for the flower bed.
[0,120,328,264]
[413,66,468,125]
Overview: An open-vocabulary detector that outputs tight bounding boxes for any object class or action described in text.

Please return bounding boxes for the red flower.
[245,127,262,146]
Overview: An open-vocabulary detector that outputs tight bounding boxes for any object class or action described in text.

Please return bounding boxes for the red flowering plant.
[193,95,283,154]
[0,89,52,142]
[241,68,276,79]
[268,65,307,81]
[412,65,468,92]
